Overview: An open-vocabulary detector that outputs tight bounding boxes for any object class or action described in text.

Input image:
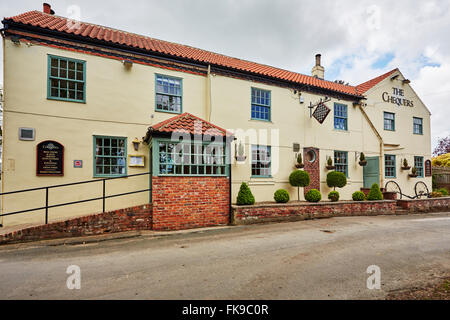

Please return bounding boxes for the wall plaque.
[36,140,64,176]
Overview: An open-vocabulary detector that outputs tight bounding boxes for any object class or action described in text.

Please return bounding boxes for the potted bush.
[408,167,418,178]
[326,157,335,170]
[274,189,290,203]
[366,183,383,201]
[305,189,321,202]
[358,152,367,166]
[352,191,366,201]
[236,182,255,205]
[401,158,411,170]
[326,171,347,191]
[328,191,340,202]
[295,153,304,169]
[235,141,246,162]
[289,170,310,201]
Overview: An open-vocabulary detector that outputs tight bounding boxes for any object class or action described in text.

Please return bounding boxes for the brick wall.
[303,147,320,194]
[233,201,397,224]
[397,196,450,212]
[0,204,151,245]
[152,176,230,231]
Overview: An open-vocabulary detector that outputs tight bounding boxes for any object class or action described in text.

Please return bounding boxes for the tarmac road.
[0,212,449,299]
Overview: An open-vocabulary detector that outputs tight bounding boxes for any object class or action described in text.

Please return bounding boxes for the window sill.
[333,129,349,133]
[249,119,273,123]
[93,175,127,179]
[47,97,86,104]
[155,109,182,115]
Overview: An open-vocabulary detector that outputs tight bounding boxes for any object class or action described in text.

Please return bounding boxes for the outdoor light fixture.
[122,60,133,68]
[11,35,21,45]
[403,79,410,84]
[132,137,140,151]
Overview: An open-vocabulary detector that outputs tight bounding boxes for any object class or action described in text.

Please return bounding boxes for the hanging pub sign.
[382,87,414,107]
[36,140,64,176]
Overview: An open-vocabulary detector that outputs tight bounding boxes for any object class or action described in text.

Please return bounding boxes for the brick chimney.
[43,3,55,15]
[311,54,324,80]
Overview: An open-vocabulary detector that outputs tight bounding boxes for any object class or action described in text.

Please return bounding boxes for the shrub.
[274,189,290,203]
[326,171,347,190]
[352,191,366,201]
[296,153,303,165]
[328,191,339,202]
[438,188,449,196]
[327,157,333,166]
[430,191,443,198]
[236,182,255,205]
[289,170,310,200]
[366,183,383,201]
[360,152,366,161]
[305,189,321,202]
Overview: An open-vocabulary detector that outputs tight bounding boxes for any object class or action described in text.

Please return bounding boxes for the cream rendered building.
[0,5,432,227]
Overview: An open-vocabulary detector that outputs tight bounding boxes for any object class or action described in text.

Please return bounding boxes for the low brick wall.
[0,204,151,245]
[232,201,397,225]
[397,196,450,213]
[152,176,230,231]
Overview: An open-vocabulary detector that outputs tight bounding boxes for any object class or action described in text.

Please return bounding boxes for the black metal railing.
[0,172,151,226]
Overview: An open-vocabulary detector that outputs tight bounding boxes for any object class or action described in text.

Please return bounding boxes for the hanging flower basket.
[295,163,304,169]
[326,165,336,170]
[408,173,418,178]
[358,160,367,166]
[401,166,411,170]
[235,155,247,162]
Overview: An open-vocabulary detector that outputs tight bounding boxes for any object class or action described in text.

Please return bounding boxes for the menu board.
[36,141,64,176]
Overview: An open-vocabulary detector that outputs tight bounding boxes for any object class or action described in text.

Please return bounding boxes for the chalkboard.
[36,141,64,176]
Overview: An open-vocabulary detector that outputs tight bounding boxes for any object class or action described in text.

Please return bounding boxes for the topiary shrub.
[438,188,449,196]
[274,189,290,203]
[366,183,383,201]
[352,191,366,201]
[305,189,321,202]
[236,182,255,205]
[326,171,347,190]
[328,191,339,202]
[289,170,310,200]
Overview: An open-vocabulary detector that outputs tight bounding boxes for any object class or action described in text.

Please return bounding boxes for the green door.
[363,156,380,188]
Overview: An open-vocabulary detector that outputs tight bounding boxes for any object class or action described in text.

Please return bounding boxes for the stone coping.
[397,196,450,202]
[232,200,396,209]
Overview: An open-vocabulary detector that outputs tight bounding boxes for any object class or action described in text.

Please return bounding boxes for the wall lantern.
[132,137,141,151]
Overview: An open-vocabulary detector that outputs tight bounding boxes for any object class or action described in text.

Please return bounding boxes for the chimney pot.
[43,3,55,15]
[315,54,322,67]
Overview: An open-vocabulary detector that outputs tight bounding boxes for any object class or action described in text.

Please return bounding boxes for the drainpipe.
[206,64,212,121]
[358,104,384,188]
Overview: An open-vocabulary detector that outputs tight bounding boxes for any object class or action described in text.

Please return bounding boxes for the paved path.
[0,213,449,299]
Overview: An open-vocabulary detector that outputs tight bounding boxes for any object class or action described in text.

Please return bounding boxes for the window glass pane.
[334,104,348,130]
[251,88,271,121]
[49,56,85,101]
[94,137,126,177]
[251,145,271,176]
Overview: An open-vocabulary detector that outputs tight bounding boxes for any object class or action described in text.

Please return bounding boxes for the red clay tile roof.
[4,10,363,97]
[150,113,232,137]
[356,68,399,94]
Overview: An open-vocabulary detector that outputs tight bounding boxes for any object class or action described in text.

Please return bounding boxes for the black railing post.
[102,179,106,213]
[45,187,49,224]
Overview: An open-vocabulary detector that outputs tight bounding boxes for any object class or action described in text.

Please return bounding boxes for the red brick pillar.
[303,147,320,195]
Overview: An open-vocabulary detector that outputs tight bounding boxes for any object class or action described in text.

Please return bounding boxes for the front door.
[363,156,380,188]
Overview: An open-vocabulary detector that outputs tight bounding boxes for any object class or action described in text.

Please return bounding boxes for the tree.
[236,182,255,205]
[289,170,310,201]
[433,136,450,156]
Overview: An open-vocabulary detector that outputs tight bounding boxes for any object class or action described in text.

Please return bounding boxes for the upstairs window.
[155,74,182,113]
[48,55,86,102]
[385,154,396,178]
[384,112,395,131]
[414,156,424,177]
[334,151,348,177]
[413,117,423,135]
[334,103,348,130]
[94,136,127,177]
[251,88,271,121]
[251,145,271,177]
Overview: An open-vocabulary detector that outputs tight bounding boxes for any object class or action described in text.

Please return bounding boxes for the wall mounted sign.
[36,140,64,176]
[128,155,145,167]
[73,160,83,168]
[425,160,432,177]
[382,87,414,107]
[312,102,331,124]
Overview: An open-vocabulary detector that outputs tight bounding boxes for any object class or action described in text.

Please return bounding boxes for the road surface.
[0,212,449,299]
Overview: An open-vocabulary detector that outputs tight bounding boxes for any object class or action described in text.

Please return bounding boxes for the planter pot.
[326,165,336,170]
[401,166,411,170]
[359,160,367,166]
[408,174,418,178]
[295,163,304,169]
[235,155,246,162]
[382,191,397,200]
